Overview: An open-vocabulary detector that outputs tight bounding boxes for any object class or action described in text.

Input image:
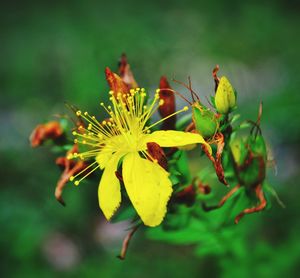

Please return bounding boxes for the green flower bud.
[192,103,218,138]
[215,76,236,114]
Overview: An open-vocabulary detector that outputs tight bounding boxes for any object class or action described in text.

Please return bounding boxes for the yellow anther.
[74,181,80,186]
[76,110,82,116]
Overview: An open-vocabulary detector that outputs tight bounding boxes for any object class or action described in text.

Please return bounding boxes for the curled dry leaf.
[30,121,64,147]
[55,144,87,206]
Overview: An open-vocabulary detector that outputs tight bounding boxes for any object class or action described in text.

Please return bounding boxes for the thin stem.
[117,224,141,260]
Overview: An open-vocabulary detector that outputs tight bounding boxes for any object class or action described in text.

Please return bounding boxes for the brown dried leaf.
[105,67,129,98]
[54,144,87,206]
[202,133,228,186]
[30,121,63,147]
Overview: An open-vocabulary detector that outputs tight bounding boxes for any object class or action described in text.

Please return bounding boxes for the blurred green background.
[1,0,300,277]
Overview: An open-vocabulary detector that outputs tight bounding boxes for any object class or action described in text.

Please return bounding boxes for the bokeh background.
[1,0,300,277]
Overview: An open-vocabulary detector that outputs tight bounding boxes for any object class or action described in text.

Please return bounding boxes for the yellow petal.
[122,152,172,227]
[144,130,212,154]
[98,152,123,220]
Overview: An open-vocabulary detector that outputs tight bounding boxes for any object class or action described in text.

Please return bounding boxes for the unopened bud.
[192,103,218,139]
[215,76,236,114]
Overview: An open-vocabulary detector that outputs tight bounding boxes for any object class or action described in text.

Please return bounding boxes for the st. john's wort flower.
[68,88,211,227]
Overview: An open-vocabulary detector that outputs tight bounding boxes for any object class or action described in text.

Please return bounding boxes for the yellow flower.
[68,88,210,227]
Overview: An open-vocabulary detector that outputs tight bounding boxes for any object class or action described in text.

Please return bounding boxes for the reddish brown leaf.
[118,54,138,89]
[30,121,63,147]
[105,67,129,98]
[158,76,176,130]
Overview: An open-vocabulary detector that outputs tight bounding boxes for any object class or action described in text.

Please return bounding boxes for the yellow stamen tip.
[183,106,189,111]
[70,176,74,181]
[74,181,80,186]
[156,89,160,93]
[76,110,82,116]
